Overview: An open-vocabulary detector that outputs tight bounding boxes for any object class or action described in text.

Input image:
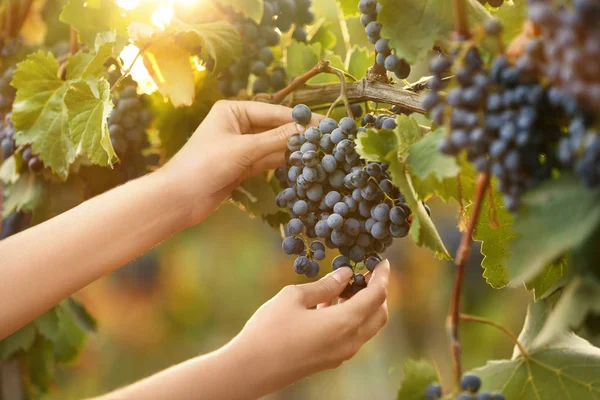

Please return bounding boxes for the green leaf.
[3,172,44,218]
[286,41,321,79]
[396,359,439,400]
[525,257,567,301]
[0,323,36,360]
[346,46,374,81]
[395,115,426,158]
[508,175,600,285]
[25,337,56,394]
[66,32,115,82]
[389,158,451,260]
[534,276,600,348]
[231,174,281,219]
[334,0,361,17]
[493,0,527,45]
[408,129,460,182]
[473,179,515,289]
[52,301,89,364]
[0,156,22,185]
[309,22,338,52]
[11,51,75,179]
[64,78,117,166]
[60,0,131,46]
[35,307,61,342]
[67,297,98,333]
[355,127,399,162]
[475,301,600,400]
[168,19,243,73]
[377,0,490,63]
[216,0,263,23]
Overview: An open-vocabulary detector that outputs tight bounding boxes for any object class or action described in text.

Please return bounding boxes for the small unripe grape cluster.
[276,104,414,294]
[425,373,505,400]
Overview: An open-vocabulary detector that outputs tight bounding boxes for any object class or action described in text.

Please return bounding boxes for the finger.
[358,302,389,341]
[247,122,300,162]
[295,267,353,308]
[342,259,390,316]
[223,101,295,131]
[317,299,333,309]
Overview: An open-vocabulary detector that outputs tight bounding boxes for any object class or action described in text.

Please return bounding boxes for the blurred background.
[41,198,530,400]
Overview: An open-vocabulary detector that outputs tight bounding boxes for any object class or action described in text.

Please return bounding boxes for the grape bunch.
[107,69,153,181]
[359,0,410,80]
[276,104,413,293]
[425,374,504,400]
[423,21,565,211]
[523,0,600,187]
[216,0,314,96]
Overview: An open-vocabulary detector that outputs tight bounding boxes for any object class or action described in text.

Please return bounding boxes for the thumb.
[249,122,300,162]
[296,267,354,308]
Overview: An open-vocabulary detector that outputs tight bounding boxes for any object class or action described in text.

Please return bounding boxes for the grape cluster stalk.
[276,104,414,294]
[217,0,314,96]
[107,66,154,181]
[425,373,505,400]
[358,0,410,80]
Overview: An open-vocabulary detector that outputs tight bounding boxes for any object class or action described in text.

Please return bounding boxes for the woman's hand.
[227,260,391,398]
[160,100,320,225]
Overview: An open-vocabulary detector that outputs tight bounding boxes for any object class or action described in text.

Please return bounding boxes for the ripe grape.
[461,373,482,393]
[292,104,312,125]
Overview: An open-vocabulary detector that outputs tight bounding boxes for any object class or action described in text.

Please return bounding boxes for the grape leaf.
[473,180,515,289]
[395,115,426,157]
[355,127,399,162]
[34,307,61,342]
[2,172,43,218]
[67,297,98,333]
[0,323,36,360]
[0,156,22,185]
[66,32,116,82]
[168,19,243,73]
[142,37,195,107]
[475,300,600,400]
[346,45,374,81]
[534,276,600,348]
[377,0,490,63]
[525,257,567,301]
[334,0,361,17]
[216,0,263,23]
[60,0,130,46]
[507,175,600,285]
[11,51,75,179]
[26,337,56,393]
[231,174,281,219]
[64,78,117,166]
[286,41,321,80]
[52,300,89,364]
[389,158,451,260]
[396,359,439,400]
[407,128,460,182]
[310,22,338,52]
[493,0,527,45]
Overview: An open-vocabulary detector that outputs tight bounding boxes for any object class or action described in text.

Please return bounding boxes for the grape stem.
[325,67,353,118]
[460,314,529,359]
[70,27,79,55]
[453,0,470,39]
[447,171,490,387]
[267,60,333,104]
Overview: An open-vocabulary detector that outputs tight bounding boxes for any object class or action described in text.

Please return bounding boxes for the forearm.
[95,339,287,400]
[0,169,191,339]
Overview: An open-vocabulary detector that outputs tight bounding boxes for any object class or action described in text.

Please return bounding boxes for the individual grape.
[305,127,321,143]
[425,383,443,400]
[283,236,304,255]
[333,202,349,216]
[371,221,389,240]
[292,104,312,125]
[307,184,324,202]
[287,218,305,235]
[315,220,331,238]
[390,223,409,238]
[343,218,361,237]
[332,255,352,270]
[350,103,363,118]
[300,142,318,153]
[292,27,307,42]
[319,118,338,134]
[293,200,309,215]
[302,150,319,167]
[349,245,366,262]
[461,374,482,393]
[371,203,390,222]
[324,191,342,208]
[306,260,320,278]
[327,213,344,230]
[294,256,311,274]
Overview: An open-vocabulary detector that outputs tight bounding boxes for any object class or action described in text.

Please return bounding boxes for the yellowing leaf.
[67,32,115,81]
[11,51,75,179]
[64,78,117,165]
[143,37,195,107]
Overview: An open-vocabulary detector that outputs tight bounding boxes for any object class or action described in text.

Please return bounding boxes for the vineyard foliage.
[0,0,599,399]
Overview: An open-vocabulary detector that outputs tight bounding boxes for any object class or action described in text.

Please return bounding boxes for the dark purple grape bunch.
[217,0,314,96]
[358,0,410,80]
[276,104,414,293]
[422,19,567,211]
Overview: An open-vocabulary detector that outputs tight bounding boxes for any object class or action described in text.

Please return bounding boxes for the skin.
[0,101,390,399]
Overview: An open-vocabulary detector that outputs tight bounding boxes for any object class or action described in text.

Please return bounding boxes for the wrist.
[144,167,194,231]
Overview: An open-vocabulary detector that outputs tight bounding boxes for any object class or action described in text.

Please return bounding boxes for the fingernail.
[296,123,306,133]
[331,267,353,283]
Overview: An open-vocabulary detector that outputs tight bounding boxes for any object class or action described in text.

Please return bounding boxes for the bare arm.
[0,100,305,340]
